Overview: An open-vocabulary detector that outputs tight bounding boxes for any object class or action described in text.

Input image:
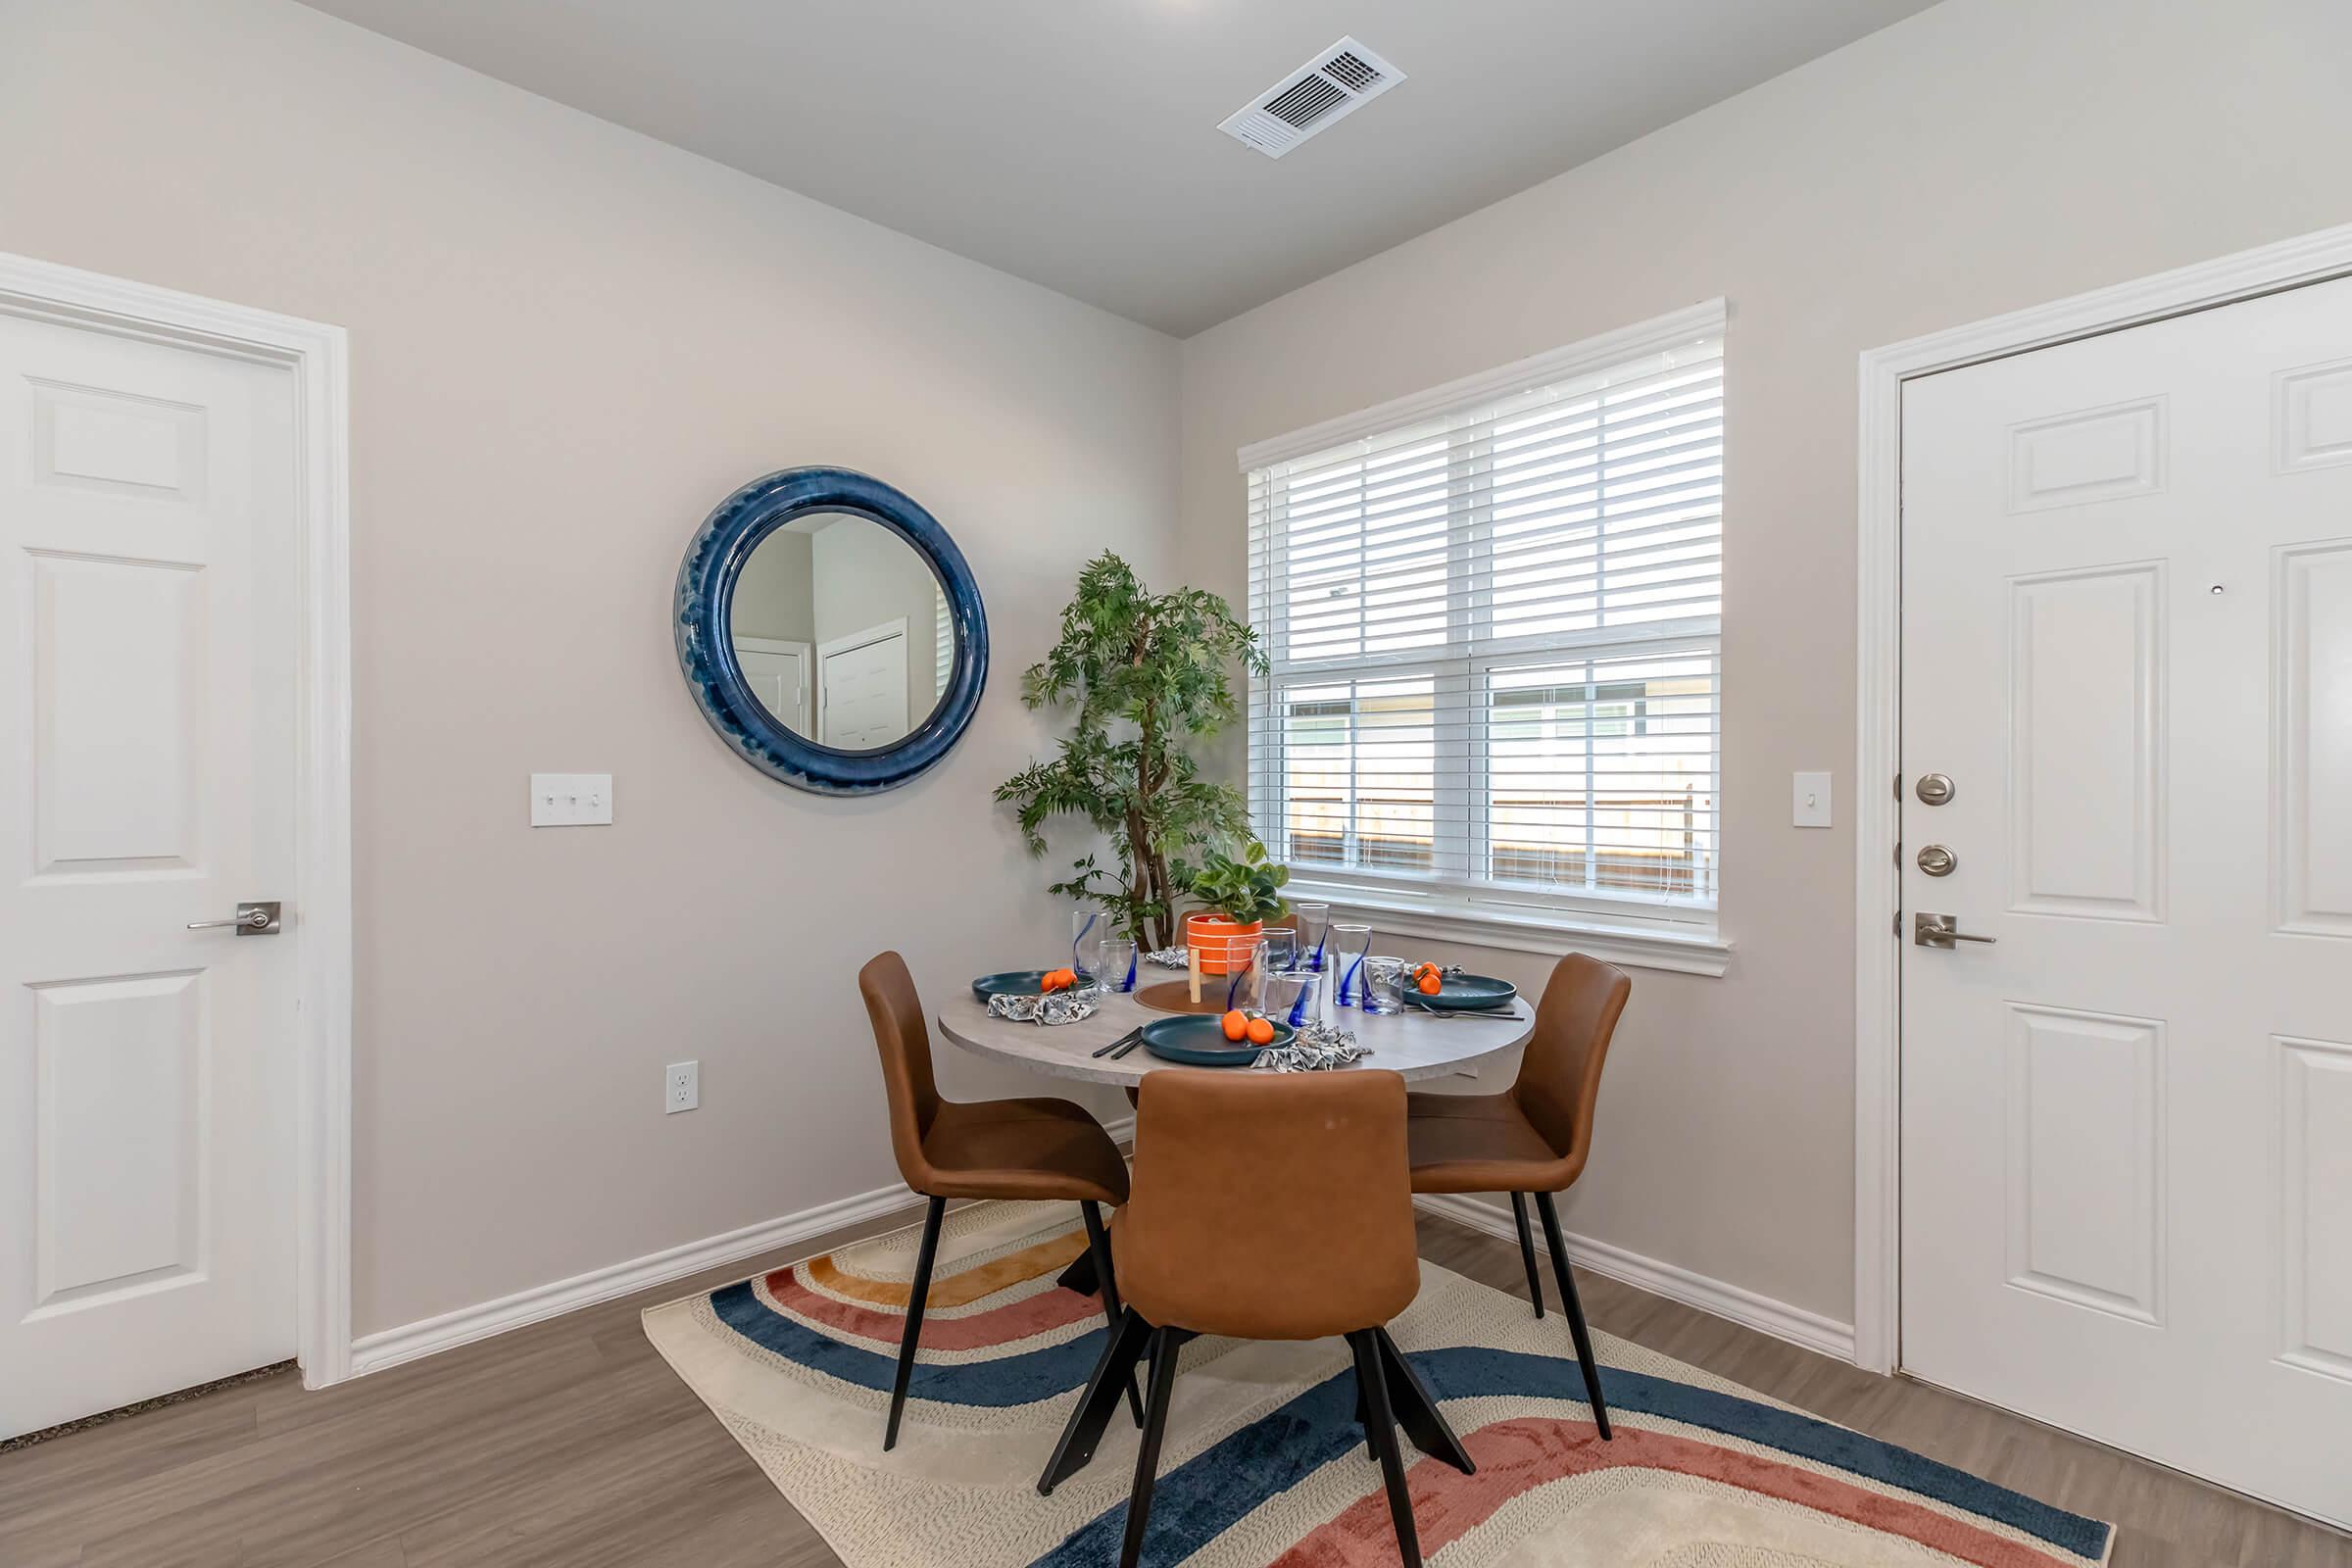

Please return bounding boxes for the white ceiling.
[299,0,1934,336]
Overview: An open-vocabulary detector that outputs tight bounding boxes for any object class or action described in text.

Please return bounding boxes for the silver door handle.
[1914,911,1994,948]
[188,901,281,935]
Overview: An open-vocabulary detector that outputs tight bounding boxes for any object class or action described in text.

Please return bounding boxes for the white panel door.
[818,621,908,749]
[0,311,298,1436]
[733,636,808,734]
[1901,275,2352,1525]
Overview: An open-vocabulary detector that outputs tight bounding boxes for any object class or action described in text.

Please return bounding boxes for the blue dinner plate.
[1404,973,1519,1012]
[970,969,1089,1001]
[1139,1014,1294,1066]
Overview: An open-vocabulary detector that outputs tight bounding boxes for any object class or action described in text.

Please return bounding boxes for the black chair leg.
[1374,1327,1473,1475]
[1039,1306,1153,1494]
[1081,1200,1146,1426]
[1119,1327,1184,1568]
[1509,1192,1546,1318]
[1054,1247,1100,1297]
[1533,1191,1610,1440]
[1348,1330,1424,1568]
[884,1195,947,1450]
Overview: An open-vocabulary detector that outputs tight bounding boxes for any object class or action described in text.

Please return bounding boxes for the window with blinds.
[1242,303,1723,929]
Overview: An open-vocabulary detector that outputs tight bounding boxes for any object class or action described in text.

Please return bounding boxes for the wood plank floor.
[4,1207,2344,1567]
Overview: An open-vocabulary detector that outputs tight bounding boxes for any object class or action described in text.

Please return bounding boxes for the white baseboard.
[349,1179,929,1377]
[349,1115,1142,1380]
[1414,1192,1857,1364]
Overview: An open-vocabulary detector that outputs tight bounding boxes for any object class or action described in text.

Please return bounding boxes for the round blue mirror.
[674,467,988,795]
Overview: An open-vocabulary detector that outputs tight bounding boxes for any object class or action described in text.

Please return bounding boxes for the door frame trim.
[1851,220,2352,1376]
[0,252,355,1388]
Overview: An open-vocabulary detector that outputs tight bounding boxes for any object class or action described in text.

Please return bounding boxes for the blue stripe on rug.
[1032,1346,2110,1568]
[710,1280,1111,1407]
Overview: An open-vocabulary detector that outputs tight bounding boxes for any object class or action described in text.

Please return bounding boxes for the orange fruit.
[1220,1009,1249,1041]
[1042,968,1074,993]
[1418,972,1443,995]
[1246,1016,1276,1046]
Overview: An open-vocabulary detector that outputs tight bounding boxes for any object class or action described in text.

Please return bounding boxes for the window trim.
[1238,298,1727,471]
[1288,880,1732,977]
[1240,300,1730,964]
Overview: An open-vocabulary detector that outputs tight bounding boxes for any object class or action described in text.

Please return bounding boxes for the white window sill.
[1291,886,1733,977]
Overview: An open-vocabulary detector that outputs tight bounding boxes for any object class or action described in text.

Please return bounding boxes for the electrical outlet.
[664,1060,699,1114]
[531,773,613,827]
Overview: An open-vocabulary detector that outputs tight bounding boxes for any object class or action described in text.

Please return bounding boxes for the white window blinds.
[1243,302,1724,928]
[933,584,953,699]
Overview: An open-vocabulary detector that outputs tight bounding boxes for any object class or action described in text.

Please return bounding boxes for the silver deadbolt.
[187,901,281,935]
[1915,772,1956,806]
[1916,844,1957,877]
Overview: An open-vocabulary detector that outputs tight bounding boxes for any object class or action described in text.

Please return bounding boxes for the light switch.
[530,773,612,827]
[1792,771,1833,829]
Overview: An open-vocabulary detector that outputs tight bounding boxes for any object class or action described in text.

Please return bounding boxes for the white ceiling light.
[1218,36,1405,159]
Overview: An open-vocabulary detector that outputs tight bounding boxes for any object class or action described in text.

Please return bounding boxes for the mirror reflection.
[730,513,952,751]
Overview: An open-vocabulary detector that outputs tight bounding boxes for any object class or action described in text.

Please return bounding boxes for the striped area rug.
[645,1201,2114,1566]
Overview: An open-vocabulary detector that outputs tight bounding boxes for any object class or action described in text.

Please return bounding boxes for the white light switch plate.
[1792,771,1833,828]
[530,773,612,827]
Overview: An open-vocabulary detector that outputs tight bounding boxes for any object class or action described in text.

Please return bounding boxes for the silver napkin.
[1253,1021,1371,1072]
[986,991,1100,1026]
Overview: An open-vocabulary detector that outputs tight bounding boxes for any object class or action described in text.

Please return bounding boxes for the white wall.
[0,0,1177,1336]
[1178,0,2352,1322]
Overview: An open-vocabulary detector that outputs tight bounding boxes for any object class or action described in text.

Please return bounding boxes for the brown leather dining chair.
[1405,952,1630,1438]
[858,952,1139,1448]
[1038,1068,1474,1568]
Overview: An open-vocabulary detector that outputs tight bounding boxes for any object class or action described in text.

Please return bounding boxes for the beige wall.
[730,529,817,646]
[1179,0,2352,1322]
[0,0,1176,1335]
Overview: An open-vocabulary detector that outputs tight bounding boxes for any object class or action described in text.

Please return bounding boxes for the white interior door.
[818,619,908,749]
[0,308,300,1436]
[1900,274,2352,1525]
[733,635,808,733]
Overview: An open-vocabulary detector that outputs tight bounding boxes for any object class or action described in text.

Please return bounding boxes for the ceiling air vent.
[1218,36,1404,159]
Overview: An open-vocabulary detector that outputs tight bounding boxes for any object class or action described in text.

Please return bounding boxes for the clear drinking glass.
[1220,934,1260,1011]
[1294,903,1332,972]
[1257,927,1298,975]
[1098,936,1139,994]
[1360,956,1407,1015]
[1070,906,1104,985]
[1263,968,1316,1032]
[1331,922,1373,1007]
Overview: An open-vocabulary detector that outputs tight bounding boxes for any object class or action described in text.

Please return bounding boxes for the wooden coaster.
[1134,979,1233,1016]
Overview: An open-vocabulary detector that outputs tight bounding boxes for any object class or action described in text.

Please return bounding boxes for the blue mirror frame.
[674,466,988,795]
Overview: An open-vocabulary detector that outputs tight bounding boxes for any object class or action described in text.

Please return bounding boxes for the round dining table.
[935,983,1534,1089]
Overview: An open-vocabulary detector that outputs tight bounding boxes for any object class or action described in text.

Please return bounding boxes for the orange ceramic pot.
[1184,912,1264,976]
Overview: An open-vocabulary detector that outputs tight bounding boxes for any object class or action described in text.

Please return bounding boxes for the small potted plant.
[1181,841,1290,975]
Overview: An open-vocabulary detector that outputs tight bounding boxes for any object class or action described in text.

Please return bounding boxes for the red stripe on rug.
[760,1266,1102,1351]
[1270,1418,2082,1568]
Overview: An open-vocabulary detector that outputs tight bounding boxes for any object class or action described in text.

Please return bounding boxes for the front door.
[0,304,301,1435]
[1899,274,2352,1525]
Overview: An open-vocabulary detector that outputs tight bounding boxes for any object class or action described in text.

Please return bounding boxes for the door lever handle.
[1913,911,1994,949]
[188,901,281,935]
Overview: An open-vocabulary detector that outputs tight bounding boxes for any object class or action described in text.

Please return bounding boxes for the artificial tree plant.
[996,552,1267,950]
